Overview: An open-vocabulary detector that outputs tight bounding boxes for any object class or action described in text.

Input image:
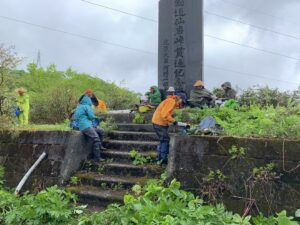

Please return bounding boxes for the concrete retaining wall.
[168,135,300,215]
[0,130,91,192]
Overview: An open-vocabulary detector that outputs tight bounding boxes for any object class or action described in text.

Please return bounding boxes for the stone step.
[107,131,158,142]
[116,123,177,133]
[75,172,148,189]
[103,163,162,177]
[99,113,153,124]
[67,185,125,208]
[102,150,156,163]
[81,162,162,177]
[104,140,158,152]
[117,124,154,132]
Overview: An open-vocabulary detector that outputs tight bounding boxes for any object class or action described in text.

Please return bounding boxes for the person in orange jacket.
[152,91,181,165]
[97,100,107,113]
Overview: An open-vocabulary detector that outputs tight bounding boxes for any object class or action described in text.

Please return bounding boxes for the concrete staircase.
[67,119,163,210]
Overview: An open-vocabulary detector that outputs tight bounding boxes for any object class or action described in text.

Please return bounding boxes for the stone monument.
[158,0,204,96]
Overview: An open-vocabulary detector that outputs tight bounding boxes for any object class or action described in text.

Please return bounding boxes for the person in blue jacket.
[74,95,105,163]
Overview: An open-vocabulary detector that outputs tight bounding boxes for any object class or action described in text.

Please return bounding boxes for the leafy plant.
[0,186,85,225]
[229,145,246,160]
[97,164,105,173]
[252,163,280,182]
[100,117,118,132]
[129,149,151,165]
[202,170,227,204]
[175,104,300,138]
[132,113,145,124]
[0,165,4,188]
[70,176,80,186]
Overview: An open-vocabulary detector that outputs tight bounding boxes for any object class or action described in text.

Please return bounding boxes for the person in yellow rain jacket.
[15,87,30,126]
[152,93,181,165]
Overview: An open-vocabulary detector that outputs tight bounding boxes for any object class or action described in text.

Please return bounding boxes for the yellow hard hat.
[15,87,27,93]
[193,80,204,87]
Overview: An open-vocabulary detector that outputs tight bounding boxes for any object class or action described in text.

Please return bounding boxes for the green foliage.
[70,176,80,186]
[100,117,118,132]
[77,179,299,225]
[175,105,300,138]
[239,86,293,107]
[129,149,151,165]
[0,165,4,188]
[0,186,85,225]
[132,113,145,124]
[17,122,71,131]
[203,169,226,183]
[229,145,246,160]
[252,163,280,182]
[11,64,138,124]
[252,211,299,225]
[202,169,227,204]
[0,45,22,129]
[296,209,300,218]
[0,174,298,225]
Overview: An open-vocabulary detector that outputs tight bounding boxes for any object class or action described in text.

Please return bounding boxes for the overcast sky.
[0,0,300,93]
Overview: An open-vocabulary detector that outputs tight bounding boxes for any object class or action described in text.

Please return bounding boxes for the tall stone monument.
[158,0,203,96]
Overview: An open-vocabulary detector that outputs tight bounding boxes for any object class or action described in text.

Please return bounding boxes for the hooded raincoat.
[74,96,96,131]
[16,94,30,125]
[146,86,162,104]
[221,82,237,100]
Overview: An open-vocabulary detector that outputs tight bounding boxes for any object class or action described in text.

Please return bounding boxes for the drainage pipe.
[15,152,47,195]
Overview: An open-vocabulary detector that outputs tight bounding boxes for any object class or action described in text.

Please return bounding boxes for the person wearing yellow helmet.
[15,87,30,126]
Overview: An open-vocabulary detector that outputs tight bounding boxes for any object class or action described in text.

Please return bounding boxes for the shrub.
[175,105,300,138]
[238,86,293,107]
[0,186,84,225]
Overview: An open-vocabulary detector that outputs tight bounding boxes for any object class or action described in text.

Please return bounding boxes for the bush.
[0,186,84,225]
[238,86,293,107]
[14,64,139,124]
[175,105,300,138]
[78,179,299,225]
[0,175,298,224]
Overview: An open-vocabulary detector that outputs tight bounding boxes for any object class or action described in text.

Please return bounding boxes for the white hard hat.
[168,86,175,92]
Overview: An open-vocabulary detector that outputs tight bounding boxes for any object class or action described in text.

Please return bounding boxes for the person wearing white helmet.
[167,86,175,96]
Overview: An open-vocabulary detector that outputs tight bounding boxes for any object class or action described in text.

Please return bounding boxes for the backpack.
[196,116,224,135]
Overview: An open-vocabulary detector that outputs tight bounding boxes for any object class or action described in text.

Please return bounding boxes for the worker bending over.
[152,94,181,165]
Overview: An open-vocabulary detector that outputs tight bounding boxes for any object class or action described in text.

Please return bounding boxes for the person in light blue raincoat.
[74,96,105,163]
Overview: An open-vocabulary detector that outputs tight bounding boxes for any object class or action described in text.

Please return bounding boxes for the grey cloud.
[0,0,299,93]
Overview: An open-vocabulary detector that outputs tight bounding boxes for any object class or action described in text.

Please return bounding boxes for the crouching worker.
[152,95,180,165]
[74,95,105,164]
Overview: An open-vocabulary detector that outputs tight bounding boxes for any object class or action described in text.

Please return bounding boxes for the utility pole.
[36,49,41,67]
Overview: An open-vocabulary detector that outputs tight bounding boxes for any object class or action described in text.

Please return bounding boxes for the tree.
[0,45,21,127]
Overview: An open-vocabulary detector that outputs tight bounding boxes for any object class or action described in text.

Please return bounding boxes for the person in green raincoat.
[15,87,30,125]
[145,86,162,106]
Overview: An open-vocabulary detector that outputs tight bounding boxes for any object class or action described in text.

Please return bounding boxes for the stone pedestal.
[158,0,203,96]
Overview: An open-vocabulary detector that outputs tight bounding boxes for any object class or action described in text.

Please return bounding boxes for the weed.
[97,164,105,173]
[133,113,145,124]
[129,149,151,166]
[229,145,246,160]
[70,176,80,186]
